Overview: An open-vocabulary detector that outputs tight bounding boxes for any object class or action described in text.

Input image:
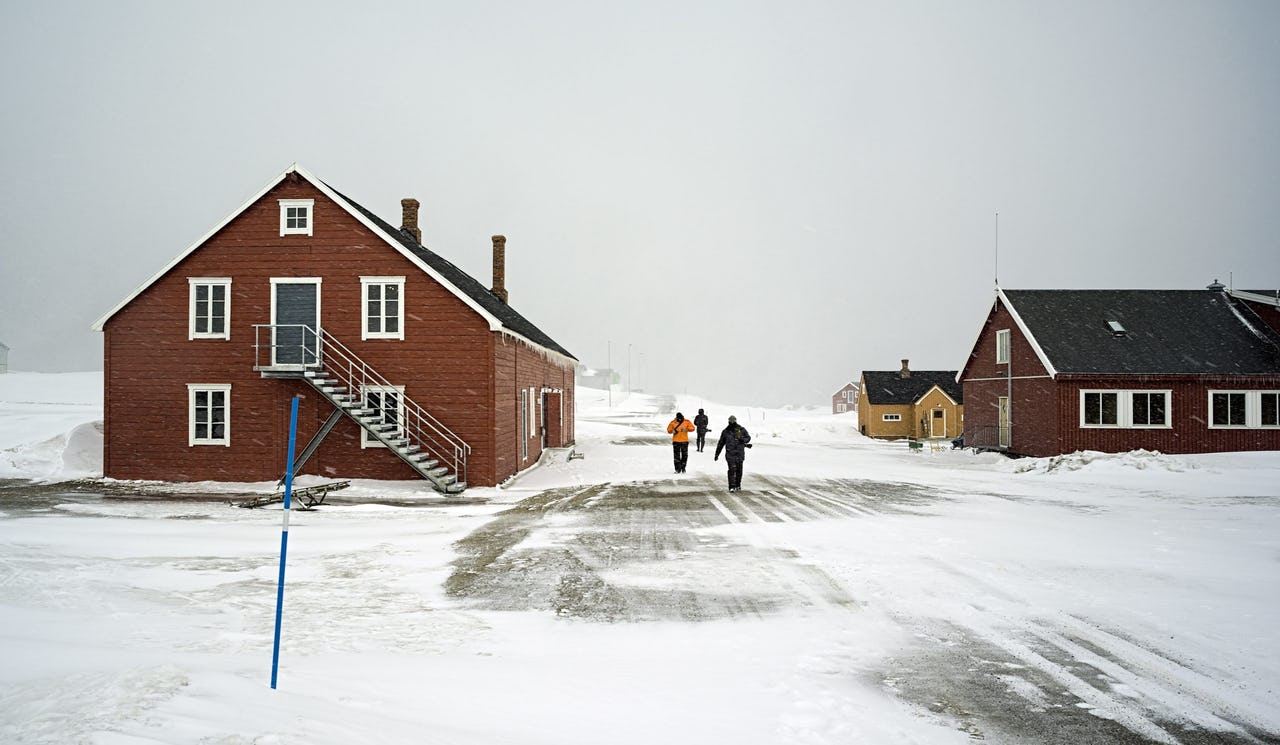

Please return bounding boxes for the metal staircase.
[253,325,469,494]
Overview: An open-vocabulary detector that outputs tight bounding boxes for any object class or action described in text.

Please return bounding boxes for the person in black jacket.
[693,408,710,452]
[713,415,752,492]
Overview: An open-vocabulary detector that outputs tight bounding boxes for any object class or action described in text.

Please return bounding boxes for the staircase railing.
[253,324,469,486]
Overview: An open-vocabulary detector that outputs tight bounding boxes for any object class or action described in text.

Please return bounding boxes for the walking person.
[713,415,752,491]
[693,408,710,452]
[666,412,695,473]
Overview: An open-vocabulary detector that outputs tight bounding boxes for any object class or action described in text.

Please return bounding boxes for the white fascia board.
[914,384,958,407]
[295,165,504,334]
[999,287,1058,379]
[1229,289,1280,308]
[91,164,297,331]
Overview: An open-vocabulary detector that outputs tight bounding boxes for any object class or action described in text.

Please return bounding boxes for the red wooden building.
[959,286,1280,456]
[91,164,577,492]
[831,381,857,414]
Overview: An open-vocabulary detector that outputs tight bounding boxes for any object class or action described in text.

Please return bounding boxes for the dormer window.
[279,199,314,236]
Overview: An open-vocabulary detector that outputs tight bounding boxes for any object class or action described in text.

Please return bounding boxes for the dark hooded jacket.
[714,422,751,461]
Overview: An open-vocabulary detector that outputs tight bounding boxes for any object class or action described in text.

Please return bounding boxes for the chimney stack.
[491,235,508,303]
[899,359,911,378]
[400,199,421,243]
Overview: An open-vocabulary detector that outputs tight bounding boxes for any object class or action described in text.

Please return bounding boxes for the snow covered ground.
[1,372,1279,744]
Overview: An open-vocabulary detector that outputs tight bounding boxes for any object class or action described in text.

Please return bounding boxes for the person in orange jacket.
[666,412,696,473]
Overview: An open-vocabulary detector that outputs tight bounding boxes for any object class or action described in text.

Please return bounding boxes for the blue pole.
[271,395,300,689]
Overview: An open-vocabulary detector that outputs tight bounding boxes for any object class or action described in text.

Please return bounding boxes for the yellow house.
[858,359,963,440]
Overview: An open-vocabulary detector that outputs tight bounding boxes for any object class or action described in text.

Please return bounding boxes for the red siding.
[102,177,575,487]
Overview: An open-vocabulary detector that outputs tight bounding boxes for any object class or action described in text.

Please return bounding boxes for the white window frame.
[845,390,855,403]
[882,413,902,422]
[836,403,847,413]
[1080,390,1172,429]
[995,329,1011,364]
[360,276,406,340]
[361,385,406,448]
[520,389,529,460]
[188,384,231,446]
[188,278,231,340]
[1208,390,1280,429]
[279,199,314,236]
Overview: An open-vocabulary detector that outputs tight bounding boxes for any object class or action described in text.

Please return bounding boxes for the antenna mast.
[994,211,1000,289]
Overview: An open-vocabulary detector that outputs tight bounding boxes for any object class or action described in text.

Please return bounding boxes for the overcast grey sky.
[2,0,1277,406]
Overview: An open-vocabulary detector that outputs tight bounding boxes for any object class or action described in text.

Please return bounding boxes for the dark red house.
[831,381,857,415]
[959,286,1280,456]
[91,164,577,492]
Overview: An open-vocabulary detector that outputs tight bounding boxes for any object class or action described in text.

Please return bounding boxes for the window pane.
[368,285,381,302]
[211,422,224,439]
[1262,394,1279,426]
[196,285,208,302]
[1132,393,1149,425]
[1150,394,1166,425]
[1100,393,1118,425]
[1084,393,1100,425]
[385,316,399,333]
[385,285,398,302]
[1229,393,1246,425]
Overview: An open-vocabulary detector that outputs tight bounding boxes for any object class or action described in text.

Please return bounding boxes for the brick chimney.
[491,235,508,303]
[400,199,421,243]
[899,359,911,378]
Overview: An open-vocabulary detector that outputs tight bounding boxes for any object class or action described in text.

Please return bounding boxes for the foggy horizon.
[2,1,1277,407]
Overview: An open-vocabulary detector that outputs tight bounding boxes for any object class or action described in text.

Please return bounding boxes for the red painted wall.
[103,177,575,487]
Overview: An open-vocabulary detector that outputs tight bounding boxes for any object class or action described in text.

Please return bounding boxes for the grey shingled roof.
[1004,289,1280,376]
[333,188,576,361]
[861,370,962,405]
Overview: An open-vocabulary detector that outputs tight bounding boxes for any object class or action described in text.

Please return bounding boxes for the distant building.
[831,381,857,414]
[959,285,1280,455]
[858,360,963,440]
[0,340,8,373]
[576,365,617,391]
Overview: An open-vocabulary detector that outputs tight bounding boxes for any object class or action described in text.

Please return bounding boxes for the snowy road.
[442,474,1280,745]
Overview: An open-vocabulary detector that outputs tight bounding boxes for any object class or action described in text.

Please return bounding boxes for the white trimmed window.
[361,385,405,448]
[279,199,314,236]
[520,389,529,460]
[1209,390,1280,429]
[1081,390,1171,428]
[836,403,847,413]
[189,278,231,339]
[845,390,855,403]
[361,276,405,340]
[188,384,230,446]
[995,329,1011,364]
[882,413,902,422]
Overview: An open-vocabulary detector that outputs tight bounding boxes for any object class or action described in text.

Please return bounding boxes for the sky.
[1,0,1277,407]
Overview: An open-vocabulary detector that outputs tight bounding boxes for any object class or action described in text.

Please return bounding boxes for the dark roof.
[861,370,962,405]
[332,187,576,361]
[1004,290,1280,375]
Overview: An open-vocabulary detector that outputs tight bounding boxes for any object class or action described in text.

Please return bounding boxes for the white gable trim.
[957,288,1057,383]
[1229,289,1280,308]
[998,288,1058,378]
[913,384,959,407]
[92,163,509,340]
